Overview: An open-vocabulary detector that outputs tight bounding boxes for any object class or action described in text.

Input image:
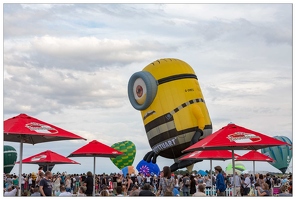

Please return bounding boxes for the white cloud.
[3,4,292,175]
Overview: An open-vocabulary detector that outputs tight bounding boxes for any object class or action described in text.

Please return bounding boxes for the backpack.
[266,178,271,189]
[163,178,174,196]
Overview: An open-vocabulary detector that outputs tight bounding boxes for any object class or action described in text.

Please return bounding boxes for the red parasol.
[235,150,274,177]
[68,140,123,196]
[4,113,86,196]
[183,123,290,196]
[16,150,80,170]
[180,150,241,195]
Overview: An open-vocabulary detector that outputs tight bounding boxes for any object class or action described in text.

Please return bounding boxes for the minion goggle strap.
[128,71,197,111]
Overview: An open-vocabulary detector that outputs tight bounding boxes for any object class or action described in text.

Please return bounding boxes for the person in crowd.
[242,173,251,196]
[39,171,53,196]
[288,174,292,194]
[30,186,41,196]
[278,184,292,196]
[31,172,37,187]
[139,183,156,196]
[117,174,123,188]
[129,184,140,196]
[36,172,45,186]
[214,166,226,196]
[77,186,86,197]
[157,166,175,196]
[137,173,143,187]
[197,174,204,185]
[115,186,124,196]
[12,175,19,187]
[264,173,273,195]
[4,186,19,196]
[256,182,270,196]
[193,184,207,197]
[100,190,109,196]
[52,174,61,196]
[174,175,180,191]
[65,175,72,193]
[28,174,33,190]
[182,173,190,196]
[126,175,134,194]
[59,185,72,197]
[231,172,242,196]
[6,174,13,189]
[20,174,26,193]
[257,174,265,188]
[204,175,212,191]
[84,171,93,196]
[189,175,197,196]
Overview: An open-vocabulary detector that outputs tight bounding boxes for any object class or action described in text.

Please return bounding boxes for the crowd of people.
[3,165,293,197]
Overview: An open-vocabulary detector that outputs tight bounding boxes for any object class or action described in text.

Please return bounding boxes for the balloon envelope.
[261,136,292,174]
[110,141,136,170]
[121,166,136,177]
[136,159,160,176]
[4,145,17,174]
[225,162,246,175]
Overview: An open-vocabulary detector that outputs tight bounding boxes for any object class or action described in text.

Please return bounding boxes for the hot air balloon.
[261,136,292,174]
[128,58,212,172]
[121,166,136,177]
[4,145,17,174]
[110,141,136,170]
[136,159,160,176]
[225,162,246,175]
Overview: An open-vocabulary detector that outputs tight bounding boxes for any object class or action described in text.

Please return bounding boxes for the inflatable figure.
[128,58,212,171]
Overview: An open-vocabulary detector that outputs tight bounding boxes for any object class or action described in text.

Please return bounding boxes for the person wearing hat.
[214,166,226,196]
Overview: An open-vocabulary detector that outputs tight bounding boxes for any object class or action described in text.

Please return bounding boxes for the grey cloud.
[4,36,178,71]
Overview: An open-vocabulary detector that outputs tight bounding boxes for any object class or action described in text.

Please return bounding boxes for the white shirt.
[244,177,251,188]
[4,188,17,196]
[59,191,72,197]
[29,177,32,184]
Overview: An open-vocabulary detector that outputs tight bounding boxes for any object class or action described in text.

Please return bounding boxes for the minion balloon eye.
[128,71,158,110]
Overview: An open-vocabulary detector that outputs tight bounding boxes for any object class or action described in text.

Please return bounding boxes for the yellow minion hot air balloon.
[128,58,212,171]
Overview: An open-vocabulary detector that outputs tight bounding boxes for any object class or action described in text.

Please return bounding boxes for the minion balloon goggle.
[128,71,197,111]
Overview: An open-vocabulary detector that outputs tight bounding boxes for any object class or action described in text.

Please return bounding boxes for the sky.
[2,3,293,175]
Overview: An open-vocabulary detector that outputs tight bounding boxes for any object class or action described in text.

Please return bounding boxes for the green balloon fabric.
[110,141,136,170]
[261,136,292,174]
[225,162,246,175]
[4,145,17,174]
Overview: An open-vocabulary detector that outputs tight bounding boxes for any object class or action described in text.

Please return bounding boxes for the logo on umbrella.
[227,132,261,143]
[31,155,47,161]
[25,122,58,134]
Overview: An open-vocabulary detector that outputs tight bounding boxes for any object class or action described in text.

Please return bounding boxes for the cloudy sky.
[3,3,292,175]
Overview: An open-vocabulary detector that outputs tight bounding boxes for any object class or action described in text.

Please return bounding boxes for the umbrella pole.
[210,159,213,196]
[93,157,96,197]
[18,139,23,197]
[232,149,235,197]
[253,160,255,181]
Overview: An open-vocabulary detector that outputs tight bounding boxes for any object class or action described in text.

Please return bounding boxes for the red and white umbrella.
[183,123,290,196]
[235,150,274,177]
[68,140,123,196]
[16,150,80,170]
[180,150,240,195]
[4,113,86,196]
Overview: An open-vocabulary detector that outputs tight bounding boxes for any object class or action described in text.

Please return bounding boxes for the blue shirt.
[215,173,226,192]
